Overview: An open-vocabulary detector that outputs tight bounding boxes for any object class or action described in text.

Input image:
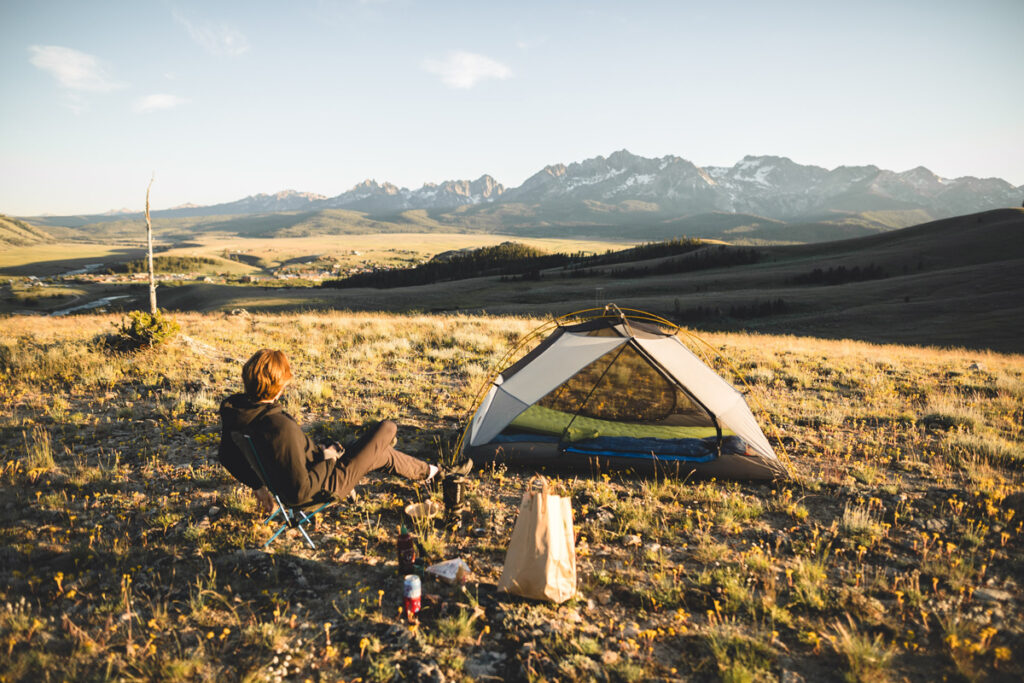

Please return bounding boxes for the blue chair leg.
[262,501,334,550]
[263,522,291,549]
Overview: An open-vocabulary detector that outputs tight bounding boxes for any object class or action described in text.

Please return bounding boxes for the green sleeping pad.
[508,404,732,442]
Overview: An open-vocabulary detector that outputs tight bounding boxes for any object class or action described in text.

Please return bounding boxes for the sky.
[1,0,1022,216]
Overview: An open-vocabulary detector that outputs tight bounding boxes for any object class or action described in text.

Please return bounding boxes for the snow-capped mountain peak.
[136,151,1021,222]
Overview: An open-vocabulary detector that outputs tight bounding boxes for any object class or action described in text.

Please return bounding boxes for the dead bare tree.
[145,175,157,314]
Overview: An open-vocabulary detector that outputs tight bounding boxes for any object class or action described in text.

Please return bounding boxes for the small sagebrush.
[104,309,180,351]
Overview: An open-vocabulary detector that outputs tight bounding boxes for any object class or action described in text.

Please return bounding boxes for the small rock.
[924,519,947,533]
[562,608,583,624]
[623,622,640,639]
[464,651,507,679]
[781,670,805,683]
[968,362,984,371]
[644,543,662,554]
[601,650,620,665]
[623,534,642,547]
[385,624,415,646]
[208,506,222,518]
[402,659,445,683]
[975,587,1013,603]
[1002,492,1024,518]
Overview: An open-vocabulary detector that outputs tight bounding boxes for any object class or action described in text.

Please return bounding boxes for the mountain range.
[23,150,1023,243]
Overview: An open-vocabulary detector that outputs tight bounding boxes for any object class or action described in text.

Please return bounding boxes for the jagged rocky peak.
[271,189,326,201]
[140,150,1020,223]
[830,164,881,180]
[896,166,944,188]
[506,163,567,198]
[350,179,401,195]
[470,174,504,198]
[416,175,503,203]
[541,163,567,178]
[606,148,641,167]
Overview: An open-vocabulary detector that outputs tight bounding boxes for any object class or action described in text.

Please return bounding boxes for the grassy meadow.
[1,311,1022,682]
[0,235,632,279]
[153,234,632,272]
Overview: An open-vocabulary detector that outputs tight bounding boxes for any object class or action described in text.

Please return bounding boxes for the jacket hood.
[220,393,283,433]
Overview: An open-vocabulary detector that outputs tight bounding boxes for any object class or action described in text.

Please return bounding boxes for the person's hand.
[254,486,274,514]
[322,441,344,461]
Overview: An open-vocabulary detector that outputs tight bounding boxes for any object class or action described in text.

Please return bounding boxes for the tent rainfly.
[460,307,789,480]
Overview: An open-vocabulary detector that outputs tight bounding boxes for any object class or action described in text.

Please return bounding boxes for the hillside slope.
[156,209,1024,351]
[0,214,51,248]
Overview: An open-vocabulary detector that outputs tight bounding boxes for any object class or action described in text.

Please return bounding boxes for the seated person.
[218,348,470,512]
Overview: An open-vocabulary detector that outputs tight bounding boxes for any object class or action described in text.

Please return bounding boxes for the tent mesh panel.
[537,343,713,426]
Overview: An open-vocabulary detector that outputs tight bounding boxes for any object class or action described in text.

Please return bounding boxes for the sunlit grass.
[0,311,1020,681]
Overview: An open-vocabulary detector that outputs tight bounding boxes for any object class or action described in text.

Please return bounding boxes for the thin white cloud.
[28,45,124,92]
[133,94,188,113]
[173,10,249,56]
[422,51,512,89]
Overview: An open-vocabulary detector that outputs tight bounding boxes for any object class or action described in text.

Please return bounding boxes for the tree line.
[671,298,789,322]
[323,238,710,290]
[106,255,221,274]
[790,264,888,286]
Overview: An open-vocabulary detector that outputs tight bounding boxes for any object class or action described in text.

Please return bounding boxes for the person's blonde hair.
[242,349,293,401]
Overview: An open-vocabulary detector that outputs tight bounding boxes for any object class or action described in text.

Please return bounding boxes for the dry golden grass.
[0,311,1021,681]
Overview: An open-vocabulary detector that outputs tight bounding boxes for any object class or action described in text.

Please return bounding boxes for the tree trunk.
[145,176,157,315]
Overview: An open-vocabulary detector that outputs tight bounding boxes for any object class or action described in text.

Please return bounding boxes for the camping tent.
[461,307,789,480]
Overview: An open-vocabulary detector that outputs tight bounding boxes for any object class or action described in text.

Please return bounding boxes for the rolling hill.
[152,208,1024,352]
[0,214,51,247]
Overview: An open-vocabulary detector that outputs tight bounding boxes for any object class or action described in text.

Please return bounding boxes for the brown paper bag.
[497,476,576,603]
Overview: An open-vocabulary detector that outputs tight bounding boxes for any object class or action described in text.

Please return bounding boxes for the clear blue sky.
[1,0,1021,216]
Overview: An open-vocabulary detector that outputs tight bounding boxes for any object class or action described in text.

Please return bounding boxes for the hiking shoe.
[446,458,473,478]
[423,458,473,484]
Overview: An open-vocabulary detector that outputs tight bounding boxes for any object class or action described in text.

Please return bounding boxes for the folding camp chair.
[230,431,337,550]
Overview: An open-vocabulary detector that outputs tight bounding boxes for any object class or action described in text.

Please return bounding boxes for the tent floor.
[465,440,788,481]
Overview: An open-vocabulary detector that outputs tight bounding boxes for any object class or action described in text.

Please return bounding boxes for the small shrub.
[21,426,56,474]
[840,503,884,545]
[705,617,776,682]
[105,310,180,352]
[828,616,896,682]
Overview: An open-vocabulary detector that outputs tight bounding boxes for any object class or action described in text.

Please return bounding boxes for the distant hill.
[153,208,1024,352]
[0,214,52,247]
[23,151,1023,245]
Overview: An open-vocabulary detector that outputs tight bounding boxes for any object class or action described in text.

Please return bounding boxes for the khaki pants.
[326,420,429,499]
